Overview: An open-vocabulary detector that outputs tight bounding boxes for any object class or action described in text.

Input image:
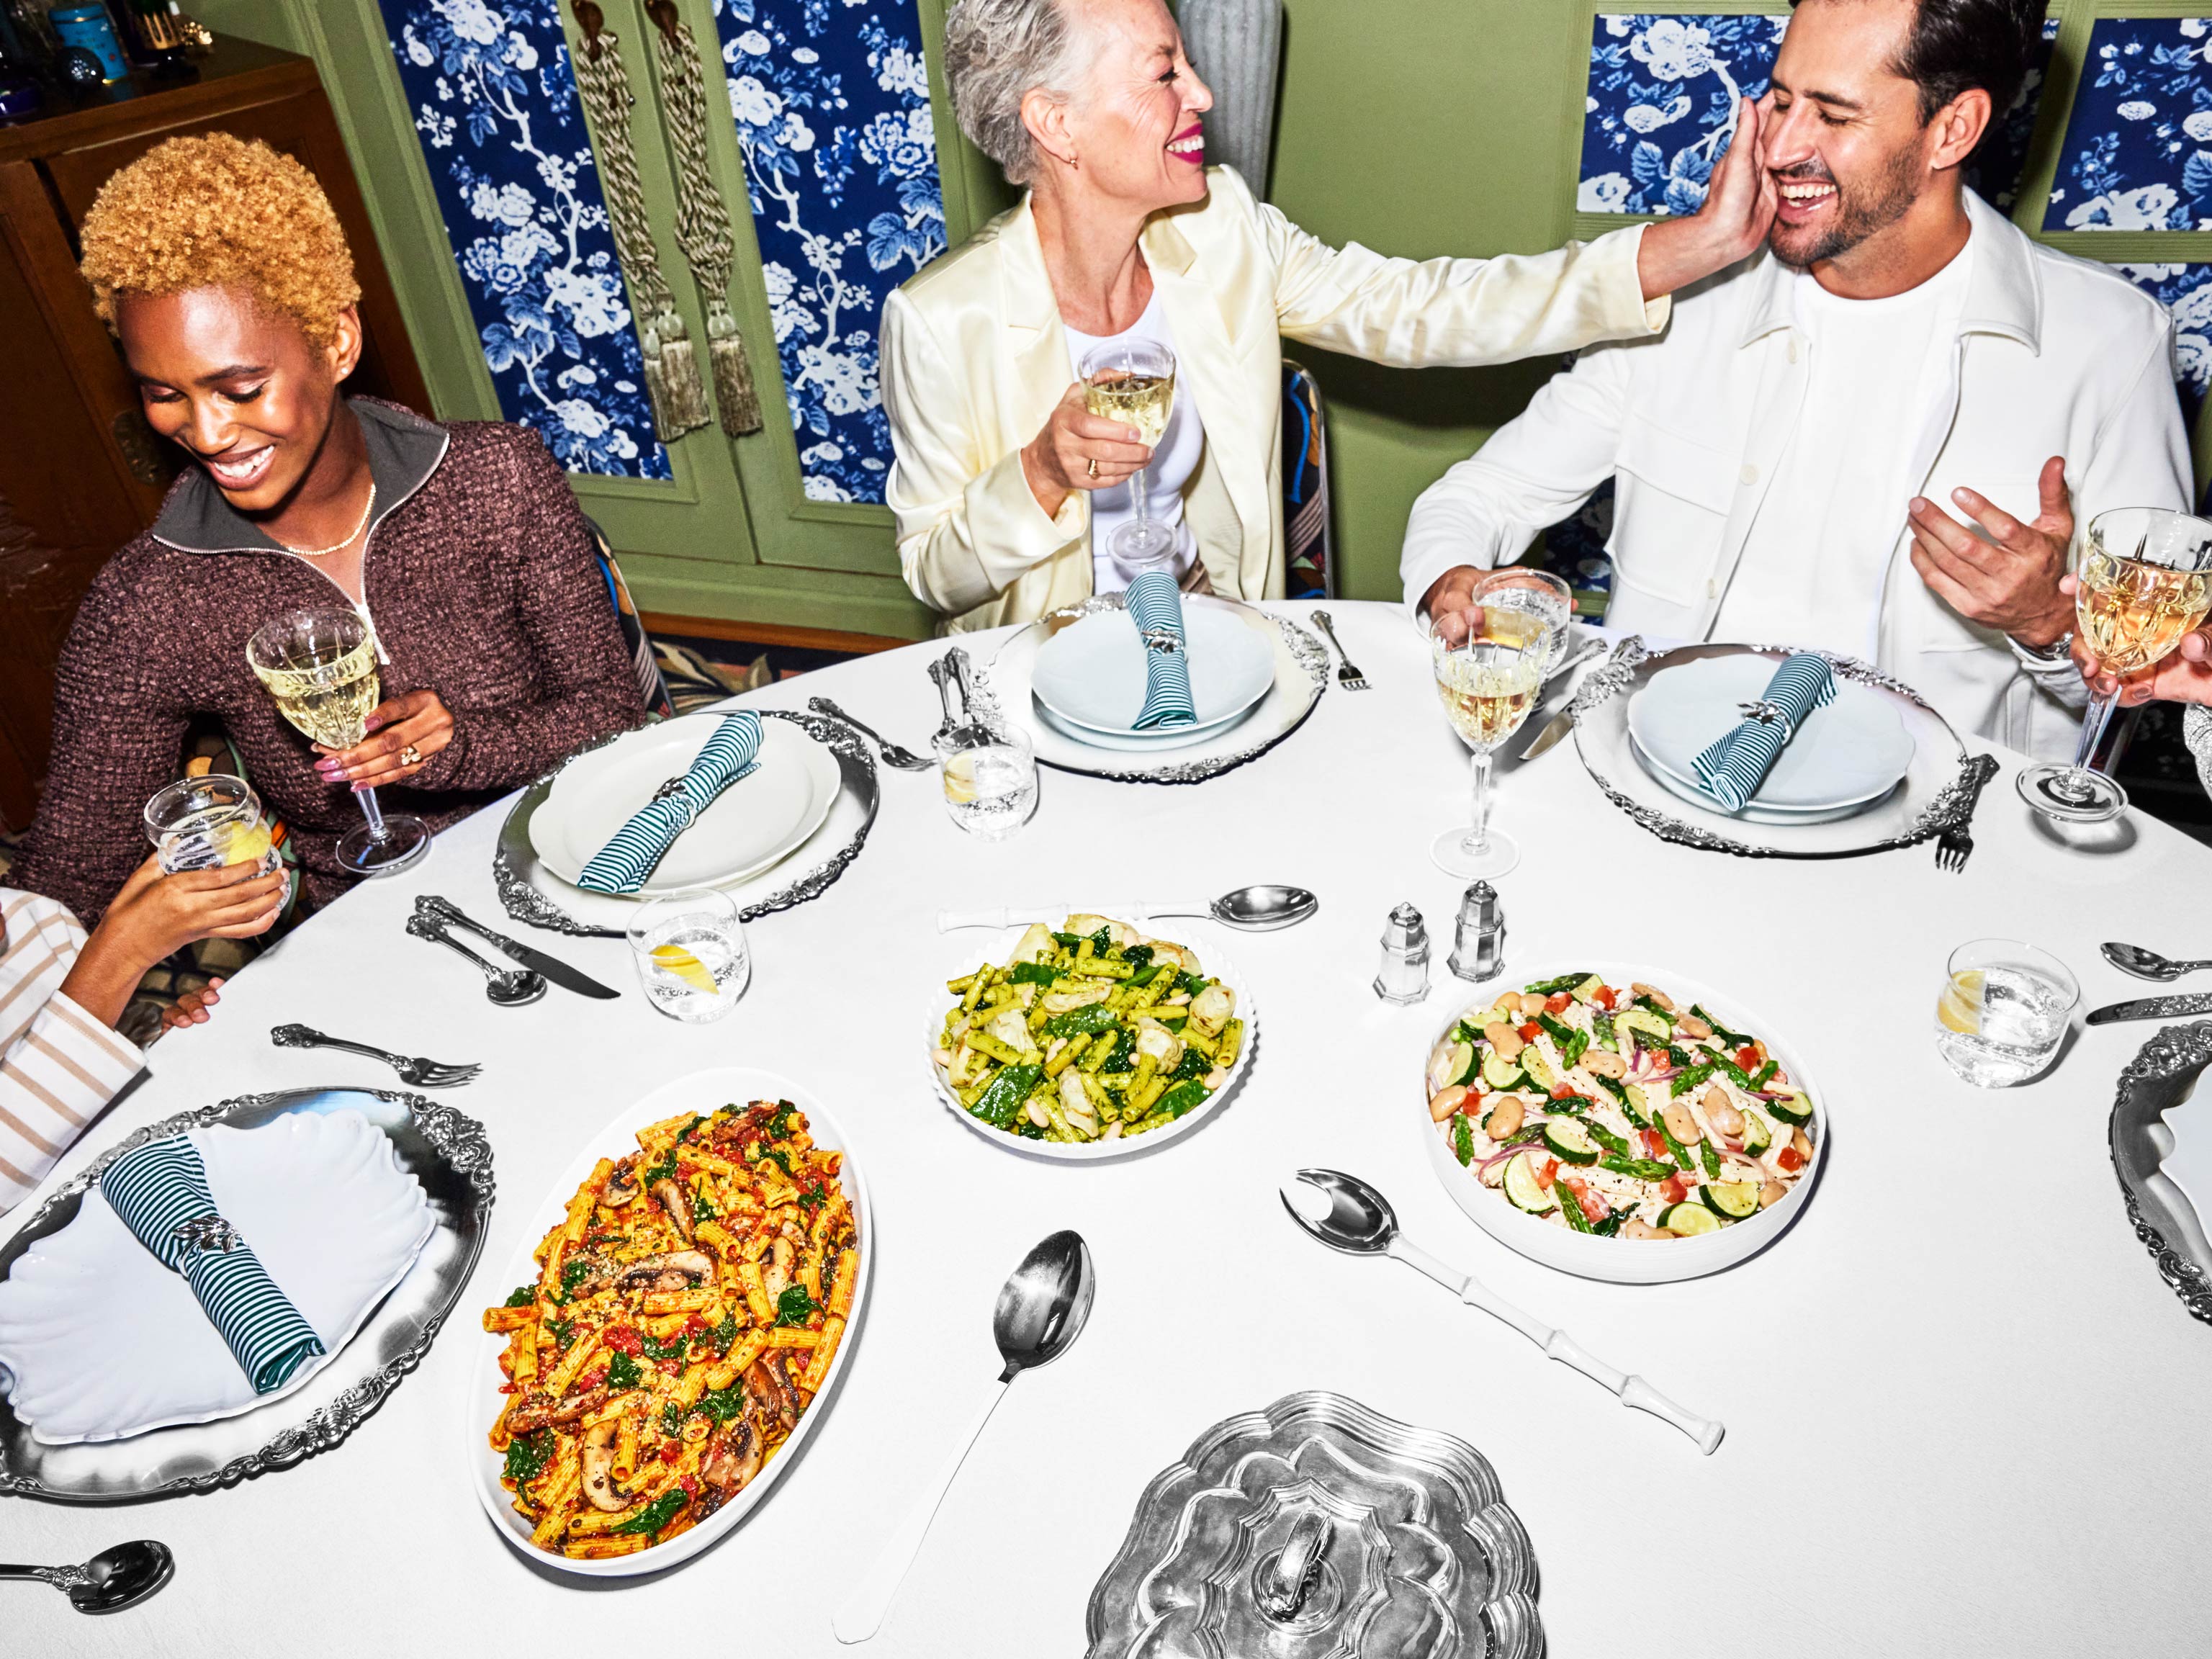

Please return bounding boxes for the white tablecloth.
[5,601,2207,1656]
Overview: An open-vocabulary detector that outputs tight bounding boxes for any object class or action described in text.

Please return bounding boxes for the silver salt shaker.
[1447,881,1506,982]
[1373,902,1430,1004]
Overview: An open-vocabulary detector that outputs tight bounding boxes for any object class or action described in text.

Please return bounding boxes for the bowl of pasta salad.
[467,1067,870,1575]
[1421,963,1825,1284]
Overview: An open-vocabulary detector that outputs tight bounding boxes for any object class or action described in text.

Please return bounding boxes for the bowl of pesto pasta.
[927,914,1256,1160]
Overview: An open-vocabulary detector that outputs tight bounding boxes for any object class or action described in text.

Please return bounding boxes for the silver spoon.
[1282,1169,1723,1454]
[833,1231,1095,1643]
[1,1539,174,1614]
[936,886,1319,934]
[2101,942,2212,981]
[404,914,546,1007]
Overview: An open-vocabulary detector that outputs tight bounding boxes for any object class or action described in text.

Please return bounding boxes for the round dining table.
[4,599,2208,1656]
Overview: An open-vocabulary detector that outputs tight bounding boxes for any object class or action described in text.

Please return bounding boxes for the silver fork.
[1934,754,2002,873]
[270,1023,480,1088]
[1309,610,1369,691]
[807,696,932,770]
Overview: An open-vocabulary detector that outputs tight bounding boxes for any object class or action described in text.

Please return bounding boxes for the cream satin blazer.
[881,166,1666,632]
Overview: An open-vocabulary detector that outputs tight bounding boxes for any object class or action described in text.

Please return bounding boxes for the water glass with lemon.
[627,889,749,1022]
[144,774,282,879]
[1933,939,2077,1087]
[937,723,1038,841]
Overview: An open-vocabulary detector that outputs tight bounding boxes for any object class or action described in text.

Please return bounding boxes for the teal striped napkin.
[577,711,762,894]
[99,1135,325,1394]
[1691,653,1838,811]
[1125,572,1196,730]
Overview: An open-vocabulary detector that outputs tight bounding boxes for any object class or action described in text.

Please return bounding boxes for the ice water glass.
[628,889,750,1022]
[143,774,281,878]
[938,724,1038,841]
[1933,939,2077,1087]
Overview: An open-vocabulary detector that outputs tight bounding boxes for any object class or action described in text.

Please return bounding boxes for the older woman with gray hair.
[881,0,1777,631]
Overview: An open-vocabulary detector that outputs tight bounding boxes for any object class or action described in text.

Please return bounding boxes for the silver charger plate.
[975,595,1331,784]
[0,1087,492,1502]
[1086,1391,1541,1659]
[493,708,879,937]
[1568,639,1983,858]
[2108,1020,2212,1326]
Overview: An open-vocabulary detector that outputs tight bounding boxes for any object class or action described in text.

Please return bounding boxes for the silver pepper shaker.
[1373,902,1430,1004]
[1447,881,1506,982]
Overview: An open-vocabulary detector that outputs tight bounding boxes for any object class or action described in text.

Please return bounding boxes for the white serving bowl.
[1420,961,1825,1284]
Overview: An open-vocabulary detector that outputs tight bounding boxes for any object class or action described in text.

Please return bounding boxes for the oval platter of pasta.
[926,914,1255,1161]
[1420,962,1825,1285]
[467,1067,870,1575]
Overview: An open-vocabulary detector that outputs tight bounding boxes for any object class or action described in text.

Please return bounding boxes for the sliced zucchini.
[1481,1049,1529,1091]
[1699,1180,1761,1220]
[1615,1007,1672,1046]
[1540,1118,1600,1165]
[1660,1200,1722,1236]
[1570,974,1607,1004]
[1766,1092,1814,1126]
[1429,1039,1478,1095]
[1521,1044,1560,1092]
[1503,1151,1557,1214]
[1739,1110,1773,1158]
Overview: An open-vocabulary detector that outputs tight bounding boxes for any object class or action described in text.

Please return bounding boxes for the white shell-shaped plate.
[1420,961,1826,1285]
[925,925,1258,1161]
[530,720,842,895]
[0,1108,434,1443]
[464,1067,873,1578]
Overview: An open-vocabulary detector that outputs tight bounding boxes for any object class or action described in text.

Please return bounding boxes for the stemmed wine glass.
[1079,339,1177,568]
[247,608,430,876]
[1429,624,1554,878]
[1462,567,1575,675]
[2016,507,2212,824]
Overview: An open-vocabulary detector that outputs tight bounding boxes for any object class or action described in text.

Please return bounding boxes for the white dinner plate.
[1030,606,1275,736]
[1629,734,1902,826]
[924,924,1257,1161]
[464,1067,871,1578]
[0,1110,433,1444]
[530,719,841,895]
[1419,961,1825,1285]
[1627,656,1916,814]
[1031,698,1262,753]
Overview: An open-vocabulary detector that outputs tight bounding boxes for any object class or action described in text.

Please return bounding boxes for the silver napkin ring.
[1138,628,1184,656]
[651,775,699,830]
[1735,698,1795,740]
[170,1215,245,1273]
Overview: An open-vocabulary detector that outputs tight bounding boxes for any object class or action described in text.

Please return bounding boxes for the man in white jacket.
[1402,0,2190,761]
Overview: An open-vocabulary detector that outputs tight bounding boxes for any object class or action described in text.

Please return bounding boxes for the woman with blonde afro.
[12,132,647,920]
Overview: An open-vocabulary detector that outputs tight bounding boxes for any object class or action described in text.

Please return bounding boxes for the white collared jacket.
[1401,190,2191,760]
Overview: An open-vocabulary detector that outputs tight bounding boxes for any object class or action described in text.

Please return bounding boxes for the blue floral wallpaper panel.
[381,0,669,479]
[2045,17,2212,231]
[2115,262,2212,425]
[1581,13,2055,217]
[709,0,946,506]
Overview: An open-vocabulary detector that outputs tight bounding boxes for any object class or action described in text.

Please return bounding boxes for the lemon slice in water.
[942,754,979,806]
[1936,969,1984,1035]
[651,943,719,994]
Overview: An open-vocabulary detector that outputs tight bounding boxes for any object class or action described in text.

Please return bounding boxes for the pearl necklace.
[277,482,377,558]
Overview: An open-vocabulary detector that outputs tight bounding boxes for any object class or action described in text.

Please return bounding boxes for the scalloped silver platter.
[1086,1391,1541,1659]
[1569,639,1980,858]
[976,595,1330,784]
[0,1087,491,1501]
[493,708,880,938]
[2108,1020,2212,1326]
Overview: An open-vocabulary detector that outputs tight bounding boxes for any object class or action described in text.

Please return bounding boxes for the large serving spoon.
[937,886,1318,934]
[1282,1169,1723,1454]
[833,1231,1096,1643]
[2102,942,2212,981]
[0,1539,174,1614]
[404,914,546,1007]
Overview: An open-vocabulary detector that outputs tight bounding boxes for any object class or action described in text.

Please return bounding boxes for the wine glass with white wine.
[1429,626,1553,878]
[2016,507,2212,825]
[1079,339,1177,569]
[247,608,430,877]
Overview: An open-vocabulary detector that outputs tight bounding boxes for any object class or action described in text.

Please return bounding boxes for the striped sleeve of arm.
[0,992,143,1216]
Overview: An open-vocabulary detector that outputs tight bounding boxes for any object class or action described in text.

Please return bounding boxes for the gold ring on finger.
[400,744,423,768]
[1087,457,1099,480]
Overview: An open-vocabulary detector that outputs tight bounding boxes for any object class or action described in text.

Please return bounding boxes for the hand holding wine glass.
[1078,339,1178,567]
[314,688,454,788]
[1020,382,1153,518]
[2063,573,2212,708]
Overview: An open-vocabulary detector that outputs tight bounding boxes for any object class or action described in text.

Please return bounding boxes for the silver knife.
[2085,992,2212,1025]
[1520,707,1576,761]
[415,896,621,999]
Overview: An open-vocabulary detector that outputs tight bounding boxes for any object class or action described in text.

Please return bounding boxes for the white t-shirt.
[1064,289,1207,595]
[1711,239,1974,660]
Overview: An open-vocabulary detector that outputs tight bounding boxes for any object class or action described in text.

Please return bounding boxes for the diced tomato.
[602,1325,642,1357]
[684,1313,709,1334]
[1550,1086,1579,1102]
[1777,1146,1804,1172]
[1518,1022,1542,1041]
[678,1475,699,1498]
[1537,1156,1558,1190]
[1570,1182,1606,1225]
[1544,992,1573,1015]
[1459,1088,1485,1116]
[1736,1046,1760,1073]
[1592,986,1616,1010]
[498,1381,519,1395]
[1659,1174,1686,1205]
[659,1442,681,1464]
[1640,1128,1668,1161]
